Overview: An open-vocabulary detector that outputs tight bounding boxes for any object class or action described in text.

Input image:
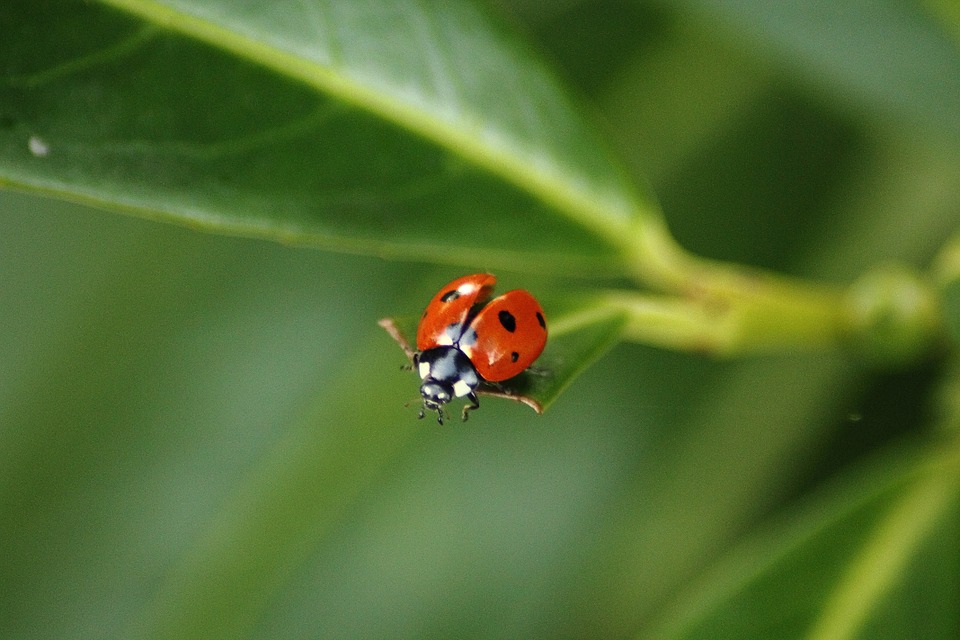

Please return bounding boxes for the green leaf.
[0,0,661,275]
[667,0,960,149]
[647,445,960,640]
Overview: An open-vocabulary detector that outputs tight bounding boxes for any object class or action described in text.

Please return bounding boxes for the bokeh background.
[3,1,959,638]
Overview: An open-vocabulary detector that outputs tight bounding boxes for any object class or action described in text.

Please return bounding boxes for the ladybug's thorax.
[417,346,480,408]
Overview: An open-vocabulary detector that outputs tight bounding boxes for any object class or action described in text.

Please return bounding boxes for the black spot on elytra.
[440,290,460,303]
[536,311,545,329]
[511,351,519,363]
[498,310,516,332]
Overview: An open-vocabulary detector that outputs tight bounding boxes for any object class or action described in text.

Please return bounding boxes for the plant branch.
[602,261,847,356]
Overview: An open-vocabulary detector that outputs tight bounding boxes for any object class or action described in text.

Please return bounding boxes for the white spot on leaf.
[28,136,50,157]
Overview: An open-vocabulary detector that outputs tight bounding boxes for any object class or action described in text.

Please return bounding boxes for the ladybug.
[414,273,547,424]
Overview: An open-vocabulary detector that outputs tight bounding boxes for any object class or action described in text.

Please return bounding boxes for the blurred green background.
[3,1,960,638]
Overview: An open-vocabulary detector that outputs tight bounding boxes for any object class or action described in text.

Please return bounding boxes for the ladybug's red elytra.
[414,273,547,424]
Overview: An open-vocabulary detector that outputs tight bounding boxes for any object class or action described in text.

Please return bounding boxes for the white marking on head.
[418,361,430,379]
[452,380,472,397]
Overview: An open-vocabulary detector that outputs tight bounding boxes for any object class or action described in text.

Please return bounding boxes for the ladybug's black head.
[420,380,453,425]
[421,379,453,409]
[415,346,481,425]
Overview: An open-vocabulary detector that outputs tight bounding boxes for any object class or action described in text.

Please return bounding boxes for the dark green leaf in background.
[665,0,960,149]
[647,445,960,640]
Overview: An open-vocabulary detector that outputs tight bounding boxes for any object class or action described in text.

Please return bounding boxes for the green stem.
[625,219,949,360]
[604,259,847,356]
[614,215,849,355]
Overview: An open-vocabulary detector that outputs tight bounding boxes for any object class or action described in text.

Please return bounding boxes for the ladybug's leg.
[402,352,421,372]
[400,352,420,371]
[484,381,510,395]
[418,406,444,425]
[461,393,480,422]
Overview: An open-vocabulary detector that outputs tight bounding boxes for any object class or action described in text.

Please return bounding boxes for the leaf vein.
[7,24,157,88]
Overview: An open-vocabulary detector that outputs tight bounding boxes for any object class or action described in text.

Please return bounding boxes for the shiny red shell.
[416,273,547,382]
